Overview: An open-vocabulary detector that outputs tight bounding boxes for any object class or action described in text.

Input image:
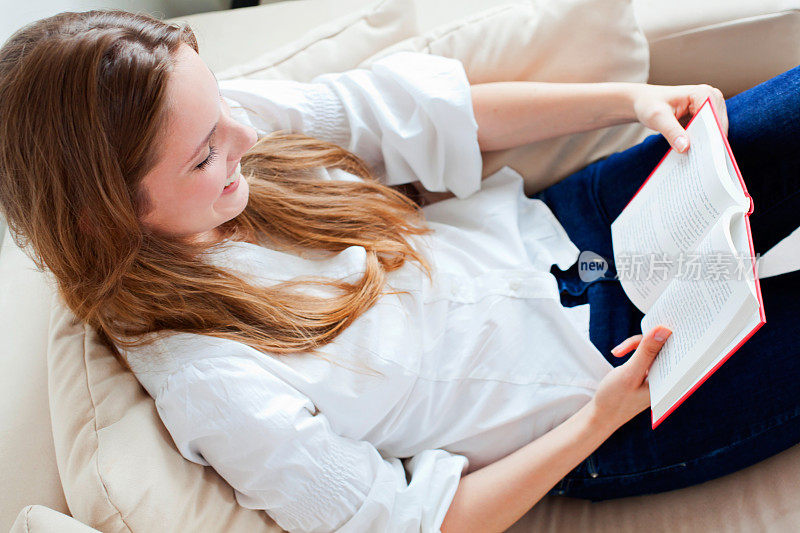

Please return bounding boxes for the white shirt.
[120,51,613,533]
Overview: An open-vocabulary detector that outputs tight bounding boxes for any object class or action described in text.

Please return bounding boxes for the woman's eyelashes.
[196,145,217,170]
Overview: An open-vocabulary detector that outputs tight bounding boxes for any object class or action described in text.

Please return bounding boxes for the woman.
[0,9,797,533]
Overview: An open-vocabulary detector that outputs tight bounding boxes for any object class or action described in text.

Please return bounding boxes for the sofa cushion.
[206,0,655,196]
[508,439,800,531]
[0,229,69,532]
[356,0,655,195]
[186,0,418,80]
[633,0,800,96]
[10,505,101,533]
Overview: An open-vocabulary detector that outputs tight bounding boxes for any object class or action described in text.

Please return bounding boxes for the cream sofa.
[3,0,800,532]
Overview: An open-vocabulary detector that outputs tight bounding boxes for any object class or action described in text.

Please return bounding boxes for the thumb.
[650,108,690,153]
[628,326,672,375]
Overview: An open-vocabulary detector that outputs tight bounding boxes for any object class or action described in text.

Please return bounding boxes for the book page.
[649,206,762,424]
[610,104,749,313]
[642,207,751,407]
[657,308,761,422]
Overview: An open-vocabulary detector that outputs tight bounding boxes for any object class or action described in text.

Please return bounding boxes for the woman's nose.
[230,121,258,161]
[243,123,258,150]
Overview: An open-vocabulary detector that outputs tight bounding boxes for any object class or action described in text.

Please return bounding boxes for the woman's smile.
[222,163,242,194]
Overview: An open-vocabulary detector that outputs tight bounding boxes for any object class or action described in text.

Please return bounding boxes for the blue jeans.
[531,64,800,501]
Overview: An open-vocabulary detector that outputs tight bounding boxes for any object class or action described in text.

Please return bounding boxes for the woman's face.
[139,43,258,242]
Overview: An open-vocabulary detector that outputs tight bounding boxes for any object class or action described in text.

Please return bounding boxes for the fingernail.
[654,328,671,342]
[675,136,689,152]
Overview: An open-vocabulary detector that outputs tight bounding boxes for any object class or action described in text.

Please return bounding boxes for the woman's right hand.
[591,325,673,430]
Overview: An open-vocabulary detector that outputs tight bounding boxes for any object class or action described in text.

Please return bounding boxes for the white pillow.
[209,0,654,196]
[359,0,655,195]
[47,295,282,532]
[214,0,417,82]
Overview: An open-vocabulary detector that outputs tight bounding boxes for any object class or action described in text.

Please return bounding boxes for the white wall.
[1,0,229,45]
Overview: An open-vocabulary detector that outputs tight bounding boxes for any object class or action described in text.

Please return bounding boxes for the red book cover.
[616,97,766,429]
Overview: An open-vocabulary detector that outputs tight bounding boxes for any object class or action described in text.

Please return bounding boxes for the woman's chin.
[216,177,250,217]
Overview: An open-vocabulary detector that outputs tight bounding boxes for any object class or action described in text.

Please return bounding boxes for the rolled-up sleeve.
[155,356,468,532]
[219,51,482,199]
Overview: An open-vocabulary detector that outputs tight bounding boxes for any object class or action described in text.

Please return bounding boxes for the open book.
[610,98,766,429]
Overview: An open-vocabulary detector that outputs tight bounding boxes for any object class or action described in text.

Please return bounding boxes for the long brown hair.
[0,9,432,371]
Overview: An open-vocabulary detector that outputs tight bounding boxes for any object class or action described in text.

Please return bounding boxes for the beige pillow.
[213,0,417,82]
[210,0,654,195]
[47,294,281,532]
[358,0,655,195]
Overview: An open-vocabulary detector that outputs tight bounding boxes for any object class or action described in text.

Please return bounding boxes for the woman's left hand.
[631,83,728,153]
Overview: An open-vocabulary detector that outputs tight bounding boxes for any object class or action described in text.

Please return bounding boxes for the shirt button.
[509,281,521,291]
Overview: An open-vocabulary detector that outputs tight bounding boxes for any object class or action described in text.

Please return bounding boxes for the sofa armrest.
[634,0,800,96]
[10,506,100,533]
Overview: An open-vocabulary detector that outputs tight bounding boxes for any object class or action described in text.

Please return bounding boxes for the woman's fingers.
[611,326,673,360]
[634,83,730,152]
[627,326,672,376]
[697,84,728,137]
[649,106,690,153]
[689,85,728,137]
[610,334,642,357]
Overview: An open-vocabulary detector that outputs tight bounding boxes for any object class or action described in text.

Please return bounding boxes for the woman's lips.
[223,161,242,192]
[222,161,242,194]
[222,173,240,194]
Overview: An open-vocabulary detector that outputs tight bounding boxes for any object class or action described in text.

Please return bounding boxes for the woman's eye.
[196,145,217,170]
